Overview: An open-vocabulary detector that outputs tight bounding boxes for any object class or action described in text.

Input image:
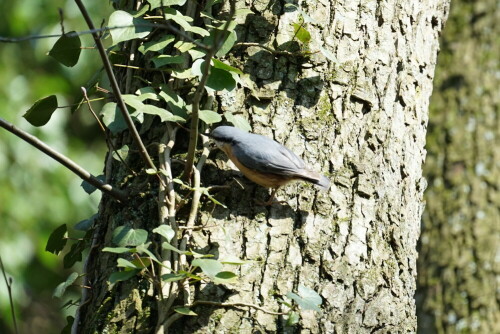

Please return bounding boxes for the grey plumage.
[210,126,330,190]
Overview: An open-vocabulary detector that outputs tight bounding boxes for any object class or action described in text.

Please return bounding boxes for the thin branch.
[235,42,317,57]
[0,257,19,334]
[0,23,209,50]
[74,0,157,172]
[192,300,287,316]
[0,117,127,202]
[183,0,236,180]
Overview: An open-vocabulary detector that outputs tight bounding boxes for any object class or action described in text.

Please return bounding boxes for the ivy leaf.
[286,311,300,326]
[112,145,129,161]
[161,241,184,254]
[23,95,58,127]
[53,272,79,298]
[108,10,152,45]
[100,102,143,134]
[212,58,243,75]
[48,32,81,67]
[109,270,138,284]
[117,258,139,269]
[293,23,311,44]
[102,247,132,254]
[45,224,67,255]
[74,213,98,231]
[174,307,197,316]
[164,8,209,37]
[192,258,223,278]
[148,0,187,9]
[80,175,105,194]
[138,34,175,54]
[224,112,251,132]
[206,67,236,91]
[199,109,222,124]
[286,285,322,312]
[151,55,185,68]
[63,239,86,268]
[213,271,238,284]
[153,225,175,242]
[112,226,148,247]
[161,273,186,282]
[159,85,188,119]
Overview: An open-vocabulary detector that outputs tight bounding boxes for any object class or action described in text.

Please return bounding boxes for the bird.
[209,126,330,205]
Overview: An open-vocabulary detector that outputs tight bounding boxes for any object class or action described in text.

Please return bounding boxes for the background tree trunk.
[416,0,500,333]
[75,0,449,332]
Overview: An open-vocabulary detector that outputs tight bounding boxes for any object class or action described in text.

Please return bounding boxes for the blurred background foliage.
[0,0,112,332]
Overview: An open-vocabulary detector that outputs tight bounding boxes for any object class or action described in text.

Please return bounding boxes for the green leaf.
[188,48,206,60]
[141,104,186,122]
[220,256,249,265]
[45,224,67,255]
[161,241,184,254]
[192,259,223,278]
[117,258,139,269]
[286,285,322,312]
[53,272,79,298]
[151,55,185,68]
[159,85,188,119]
[224,112,251,132]
[293,23,311,44]
[48,32,81,67]
[161,273,186,282]
[138,34,175,54]
[164,8,209,37]
[112,145,129,161]
[74,213,98,231]
[61,316,74,334]
[109,270,138,284]
[206,67,236,91]
[213,271,238,284]
[199,109,222,124]
[112,226,148,247]
[174,41,197,52]
[80,175,105,194]
[216,30,237,57]
[153,225,175,242]
[212,59,243,75]
[63,239,86,268]
[136,244,160,263]
[135,87,159,101]
[131,257,151,268]
[174,307,197,316]
[286,311,300,326]
[148,0,187,9]
[108,10,152,45]
[102,247,132,254]
[23,95,58,127]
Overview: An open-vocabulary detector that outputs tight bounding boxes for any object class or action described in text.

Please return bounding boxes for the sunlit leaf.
[212,58,243,75]
[153,225,175,242]
[216,30,237,57]
[138,34,175,54]
[117,258,139,269]
[286,285,322,312]
[151,55,185,68]
[164,8,209,37]
[199,109,222,124]
[48,32,81,67]
[192,258,223,278]
[174,307,197,316]
[286,311,300,326]
[112,144,129,161]
[224,112,251,132]
[161,241,184,254]
[293,23,311,44]
[23,95,58,127]
[102,247,132,254]
[213,271,238,284]
[53,272,79,298]
[46,224,67,255]
[112,226,148,247]
[108,10,151,45]
[206,67,236,91]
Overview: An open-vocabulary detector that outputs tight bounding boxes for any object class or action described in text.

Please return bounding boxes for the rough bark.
[416,0,500,333]
[75,0,449,333]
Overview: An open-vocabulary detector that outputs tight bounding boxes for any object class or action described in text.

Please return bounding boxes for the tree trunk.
[74,0,449,332]
[416,0,500,333]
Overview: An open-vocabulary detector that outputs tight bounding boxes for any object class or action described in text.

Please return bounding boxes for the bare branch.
[74,0,157,173]
[0,117,127,202]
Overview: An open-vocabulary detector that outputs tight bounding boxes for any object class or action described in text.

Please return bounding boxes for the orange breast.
[221,144,293,188]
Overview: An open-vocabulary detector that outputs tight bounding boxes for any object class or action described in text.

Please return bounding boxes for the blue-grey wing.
[232,135,305,175]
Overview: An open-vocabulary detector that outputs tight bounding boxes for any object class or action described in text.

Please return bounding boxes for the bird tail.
[298,170,331,191]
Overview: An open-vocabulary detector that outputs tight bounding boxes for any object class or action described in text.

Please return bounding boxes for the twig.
[0,257,19,334]
[0,117,127,202]
[183,0,236,180]
[192,300,287,316]
[74,0,157,173]
[235,42,317,57]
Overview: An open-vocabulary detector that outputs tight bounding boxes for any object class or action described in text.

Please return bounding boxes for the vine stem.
[74,0,157,172]
[0,117,127,202]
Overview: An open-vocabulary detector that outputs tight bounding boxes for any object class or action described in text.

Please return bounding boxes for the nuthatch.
[210,126,330,204]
